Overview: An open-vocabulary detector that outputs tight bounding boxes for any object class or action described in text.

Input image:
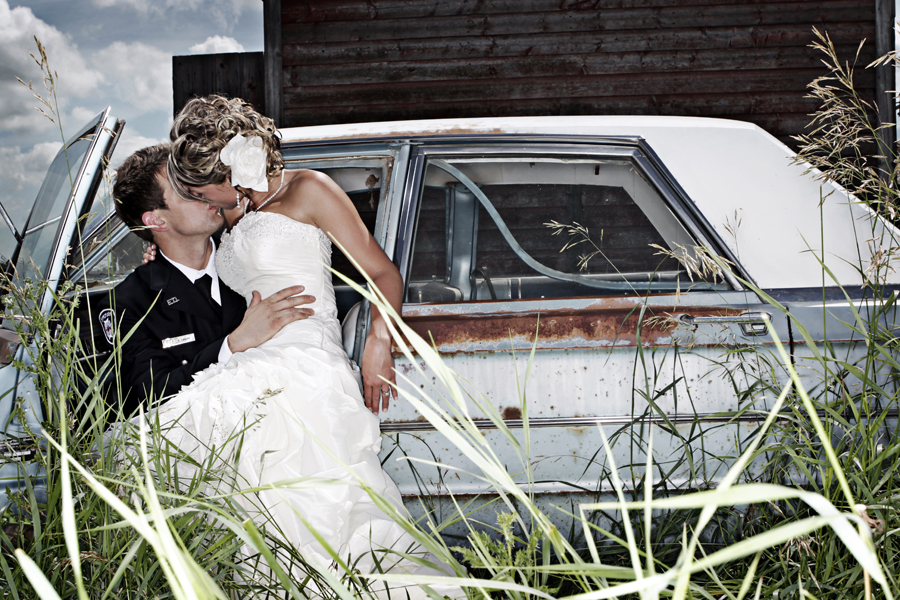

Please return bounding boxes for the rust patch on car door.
[399,299,740,353]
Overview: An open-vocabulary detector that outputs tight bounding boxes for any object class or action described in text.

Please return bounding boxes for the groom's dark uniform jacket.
[104,253,246,416]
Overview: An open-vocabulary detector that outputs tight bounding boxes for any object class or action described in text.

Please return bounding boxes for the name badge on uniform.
[162,333,195,349]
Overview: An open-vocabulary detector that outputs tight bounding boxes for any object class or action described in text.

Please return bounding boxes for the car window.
[406,155,729,303]
[75,216,144,291]
[305,165,383,283]
[10,134,95,283]
[79,178,116,244]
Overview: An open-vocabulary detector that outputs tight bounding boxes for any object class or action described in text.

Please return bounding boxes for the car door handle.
[677,311,772,336]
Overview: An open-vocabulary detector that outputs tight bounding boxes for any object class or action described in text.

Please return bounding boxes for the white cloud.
[0,1,104,132]
[92,41,172,113]
[90,0,255,29]
[0,130,167,232]
[69,105,101,125]
[0,0,264,235]
[110,130,167,169]
[92,0,202,11]
[190,35,245,54]
[1,141,60,190]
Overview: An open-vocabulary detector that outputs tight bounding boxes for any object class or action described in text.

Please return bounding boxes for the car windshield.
[8,134,94,284]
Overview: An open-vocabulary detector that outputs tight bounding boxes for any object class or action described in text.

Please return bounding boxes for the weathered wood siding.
[173,52,265,115]
[279,0,880,147]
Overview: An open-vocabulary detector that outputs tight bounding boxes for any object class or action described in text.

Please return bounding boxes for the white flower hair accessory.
[219,133,269,192]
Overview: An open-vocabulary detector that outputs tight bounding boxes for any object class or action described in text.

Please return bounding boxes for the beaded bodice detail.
[217,210,338,328]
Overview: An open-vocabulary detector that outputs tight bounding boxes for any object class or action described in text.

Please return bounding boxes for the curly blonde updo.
[168,95,284,198]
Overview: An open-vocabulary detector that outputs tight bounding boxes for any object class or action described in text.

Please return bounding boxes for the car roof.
[280,116,899,290]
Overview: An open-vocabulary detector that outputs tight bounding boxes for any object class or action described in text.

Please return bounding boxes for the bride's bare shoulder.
[280,169,345,222]
[289,168,340,193]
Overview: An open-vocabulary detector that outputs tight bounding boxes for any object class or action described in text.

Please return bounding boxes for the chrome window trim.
[24,216,62,236]
[0,205,19,247]
[40,109,118,313]
[396,148,426,283]
[285,157,390,169]
[381,143,409,262]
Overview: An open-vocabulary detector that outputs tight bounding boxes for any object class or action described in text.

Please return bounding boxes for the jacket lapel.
[220,281,245,326]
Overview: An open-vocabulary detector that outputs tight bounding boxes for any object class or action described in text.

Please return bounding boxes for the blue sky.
[0,0,264,227]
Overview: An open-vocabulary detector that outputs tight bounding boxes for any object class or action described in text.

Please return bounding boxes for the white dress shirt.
[159,239,234,364]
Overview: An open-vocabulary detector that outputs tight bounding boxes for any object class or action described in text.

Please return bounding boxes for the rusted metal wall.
[172,52,265,116]
[278,0,879,148]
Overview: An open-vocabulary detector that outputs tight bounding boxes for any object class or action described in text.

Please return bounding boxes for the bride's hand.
[362,333,396,415]
[142,243,157,264]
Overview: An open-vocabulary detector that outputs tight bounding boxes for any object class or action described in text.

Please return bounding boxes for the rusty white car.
[0,110,894,530]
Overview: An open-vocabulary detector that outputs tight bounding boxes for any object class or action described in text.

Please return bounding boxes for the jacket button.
[182,360,188,365]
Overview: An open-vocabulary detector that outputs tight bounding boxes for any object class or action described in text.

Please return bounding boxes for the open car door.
[0,108,123,506]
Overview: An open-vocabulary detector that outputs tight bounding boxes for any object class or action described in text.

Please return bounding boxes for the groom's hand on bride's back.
[227,286,315,353]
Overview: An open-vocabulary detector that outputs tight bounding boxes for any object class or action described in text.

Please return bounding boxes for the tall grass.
[717,29,900,598]
[4,31,900,599]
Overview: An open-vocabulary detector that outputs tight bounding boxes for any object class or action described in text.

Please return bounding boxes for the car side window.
[78,223,145,290]
[68,180,146,290]
[406,155,728,303]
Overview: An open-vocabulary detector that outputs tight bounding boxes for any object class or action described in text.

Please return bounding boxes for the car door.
[0,109,123,506]
[378,138,790,527]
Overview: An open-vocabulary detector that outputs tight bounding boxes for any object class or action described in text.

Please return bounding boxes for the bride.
[153,95,460,598]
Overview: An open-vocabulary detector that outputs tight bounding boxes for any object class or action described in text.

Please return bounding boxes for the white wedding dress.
[152,211,459,598]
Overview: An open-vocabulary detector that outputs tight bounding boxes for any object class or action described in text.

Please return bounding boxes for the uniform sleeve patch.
[99,308,115,345]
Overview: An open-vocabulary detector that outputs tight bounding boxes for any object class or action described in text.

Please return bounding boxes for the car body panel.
[274,117,886,530]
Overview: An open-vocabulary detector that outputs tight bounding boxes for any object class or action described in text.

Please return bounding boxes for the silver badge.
[162,333,195,349]
[167,297,179,306]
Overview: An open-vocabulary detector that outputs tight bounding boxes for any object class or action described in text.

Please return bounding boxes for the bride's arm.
[284,170,403,415]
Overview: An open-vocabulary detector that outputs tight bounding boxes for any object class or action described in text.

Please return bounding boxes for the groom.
[105,144,315,415]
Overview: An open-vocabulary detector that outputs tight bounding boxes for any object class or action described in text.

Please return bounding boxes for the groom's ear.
[141,211,167,233]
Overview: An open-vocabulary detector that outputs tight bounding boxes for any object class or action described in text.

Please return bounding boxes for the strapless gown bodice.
[217,210,344,355]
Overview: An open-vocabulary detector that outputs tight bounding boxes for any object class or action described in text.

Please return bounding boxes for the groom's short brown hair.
[113,144,169,242]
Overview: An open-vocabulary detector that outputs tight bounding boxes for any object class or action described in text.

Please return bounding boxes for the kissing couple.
[108,95,463,598]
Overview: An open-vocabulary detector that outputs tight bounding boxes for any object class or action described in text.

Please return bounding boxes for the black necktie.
[195,274,221,315]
